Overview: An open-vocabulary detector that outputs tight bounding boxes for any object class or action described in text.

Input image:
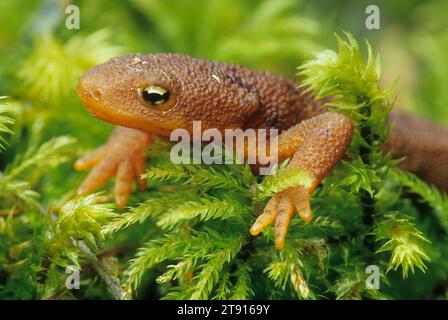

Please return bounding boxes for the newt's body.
[75,53,448,249]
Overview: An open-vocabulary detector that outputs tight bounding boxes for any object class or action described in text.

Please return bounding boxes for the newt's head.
[77,53,260,136]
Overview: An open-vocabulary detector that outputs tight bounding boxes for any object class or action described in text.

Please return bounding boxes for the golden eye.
[139,85,170,106]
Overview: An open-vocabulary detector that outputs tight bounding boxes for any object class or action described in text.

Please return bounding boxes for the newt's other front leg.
[250,112,354,249]
[75,126,152,207]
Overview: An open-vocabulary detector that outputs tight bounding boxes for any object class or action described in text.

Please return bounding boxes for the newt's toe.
[115,159,135,208]
[274,194,295,249]
[77,159,117,195]
[133,154,147,191]
[250,194,279,236]
[74,145,107,171]
[288,186,313,223]
[250,185,314,250]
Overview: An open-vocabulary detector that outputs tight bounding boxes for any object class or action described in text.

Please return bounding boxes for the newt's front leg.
[75,126,152,207]
[250,112,354,249]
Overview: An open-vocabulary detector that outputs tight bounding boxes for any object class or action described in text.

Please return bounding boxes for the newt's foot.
[250,185,313,250]
[75,127,151,208]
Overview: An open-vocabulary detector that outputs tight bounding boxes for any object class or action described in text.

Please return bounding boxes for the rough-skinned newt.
[75,53,448,249]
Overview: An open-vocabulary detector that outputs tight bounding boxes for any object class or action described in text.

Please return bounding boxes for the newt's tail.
[386,111,448,192]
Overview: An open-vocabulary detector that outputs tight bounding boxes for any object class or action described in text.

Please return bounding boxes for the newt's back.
[204,61,324,130]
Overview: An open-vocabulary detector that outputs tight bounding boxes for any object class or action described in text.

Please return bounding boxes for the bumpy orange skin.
[75,53,448,249]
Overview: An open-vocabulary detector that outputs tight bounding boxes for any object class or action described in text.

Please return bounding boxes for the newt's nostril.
[92,89,102,99]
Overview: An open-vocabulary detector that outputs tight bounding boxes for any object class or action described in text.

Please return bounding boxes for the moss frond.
[17,30,123,103]
[156,195,250,229]
[390,168,448,231]
[48,194,118,265]
[373,212,430,278]
[265,244,312,299]
[0,97,14,151]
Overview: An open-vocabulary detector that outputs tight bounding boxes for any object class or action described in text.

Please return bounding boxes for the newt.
[75,53,448,249]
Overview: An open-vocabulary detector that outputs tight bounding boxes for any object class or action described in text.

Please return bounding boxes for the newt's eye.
[139,85,170,106]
